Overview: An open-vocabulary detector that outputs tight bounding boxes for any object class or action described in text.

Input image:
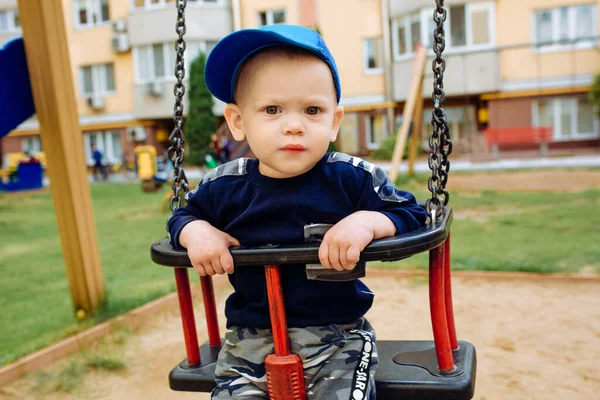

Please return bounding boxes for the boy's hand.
[179,220,240,277]
[318,211,396,271]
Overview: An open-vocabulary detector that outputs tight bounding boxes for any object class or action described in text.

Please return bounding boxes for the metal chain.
[168,0,189,213]
[427,0,453,221]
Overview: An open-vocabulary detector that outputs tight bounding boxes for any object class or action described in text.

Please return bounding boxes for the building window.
[22,137,42,154]
[135,43,174,82]
[365,113,389,149]
[533,4,597,50]
[394,2,494,58]
[74,0,110,28]
[258,9,286,26]
[185,41,218,64]
[132,0,222,8]
[392,13,421,58]
[80,63,115,98]
[363,38,383,74]
[83,131,123,165]
[534,97,599,141]
[449,5,466,47]
[135,41,215,83]
[0,8,20,33]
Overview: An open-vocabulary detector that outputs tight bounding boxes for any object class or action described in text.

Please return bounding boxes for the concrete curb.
[1,269,598,387]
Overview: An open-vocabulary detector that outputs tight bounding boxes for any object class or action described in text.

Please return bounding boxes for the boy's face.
[224,50,344,179]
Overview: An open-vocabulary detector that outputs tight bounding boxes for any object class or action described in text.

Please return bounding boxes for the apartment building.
[389,0,599,153]
[2,0,598,167]
[1,0,232,167]
[486,0,599,149]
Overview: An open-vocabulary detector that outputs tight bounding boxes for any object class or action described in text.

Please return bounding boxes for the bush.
[589,73,600,116]
[370,135,414,161]
[185,52,217,166]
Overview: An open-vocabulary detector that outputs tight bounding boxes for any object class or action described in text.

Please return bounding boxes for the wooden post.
[408,79,424,175]
[389,46,427,182]
[18,0,105,313]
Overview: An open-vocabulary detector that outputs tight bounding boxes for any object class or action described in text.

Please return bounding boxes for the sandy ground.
[1,169,599,399]
[1,273,599,400]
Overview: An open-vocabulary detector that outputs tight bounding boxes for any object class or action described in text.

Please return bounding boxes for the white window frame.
[131,0,224,10]
[391,12,421,61]
[532,97,599,141]
[413,2,495,55]
[365,113,389,150]
[363,37,384,75]
[0,8,21,33]
[532,4,598,53]
[134,41,214,84]
[365,114,377,150]
[83,131,123,165]
[21,137,42,154]
[134,43,175,84]
[257,9,286,27]
[73,0,111,29]
[79,63,116,98]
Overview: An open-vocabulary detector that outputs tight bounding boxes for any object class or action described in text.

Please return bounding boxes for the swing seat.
[167,340,476,399]
[151,205,477,399]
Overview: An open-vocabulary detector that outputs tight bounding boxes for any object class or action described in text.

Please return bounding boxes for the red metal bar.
[174,268,200,366]
[443,233,459,351]
[429,245,454,372]
[264,265,306,399]
[265,264,291,356]
[200,276,221,347]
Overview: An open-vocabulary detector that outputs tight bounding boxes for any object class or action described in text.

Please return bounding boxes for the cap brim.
[205,29,321,104]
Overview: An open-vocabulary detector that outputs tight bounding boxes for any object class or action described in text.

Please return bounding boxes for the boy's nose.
[282,116,305,136]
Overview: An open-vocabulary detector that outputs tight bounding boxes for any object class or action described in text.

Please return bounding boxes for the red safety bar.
[173,233,460,396]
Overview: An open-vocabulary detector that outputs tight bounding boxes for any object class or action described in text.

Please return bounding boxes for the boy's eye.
[306,107,320,116]
[265,106,279,115]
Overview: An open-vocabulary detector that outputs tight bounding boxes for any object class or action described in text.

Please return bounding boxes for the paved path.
[179,154,600,183]
[75,153,599,186]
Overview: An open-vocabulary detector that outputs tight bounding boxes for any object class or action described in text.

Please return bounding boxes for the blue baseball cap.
[205,24,341,104]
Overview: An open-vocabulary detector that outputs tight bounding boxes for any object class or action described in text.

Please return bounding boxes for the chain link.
[427,0,453,221]
[168,0,189,213]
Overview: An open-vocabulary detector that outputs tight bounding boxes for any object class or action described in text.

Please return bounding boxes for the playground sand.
[1,273,599,400]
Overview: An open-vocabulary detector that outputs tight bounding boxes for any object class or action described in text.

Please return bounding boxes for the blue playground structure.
[0,37,41,192]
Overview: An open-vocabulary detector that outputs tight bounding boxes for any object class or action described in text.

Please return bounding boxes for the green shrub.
[370,135,414,160]
[185,52,217,166]
[589,73,600,116]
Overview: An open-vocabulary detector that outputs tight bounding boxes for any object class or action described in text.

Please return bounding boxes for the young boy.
[168,24,427,399]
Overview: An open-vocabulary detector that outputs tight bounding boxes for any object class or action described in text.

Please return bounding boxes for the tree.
[184,52,216,166]
[589,73,600,117]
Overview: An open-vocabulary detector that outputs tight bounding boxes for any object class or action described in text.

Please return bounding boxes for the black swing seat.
[168,340,476,399]
[151,205,477,399]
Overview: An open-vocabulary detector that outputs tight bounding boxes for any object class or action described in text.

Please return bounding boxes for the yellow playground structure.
[134,145,169,192]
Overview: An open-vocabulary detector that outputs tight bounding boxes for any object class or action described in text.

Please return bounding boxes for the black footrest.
[170,340,476,399]
[376,340,476,400]
[169,342,220,392]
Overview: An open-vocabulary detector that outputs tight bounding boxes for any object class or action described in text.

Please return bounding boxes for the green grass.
[370,173,600,273]
[1,175,599,367]
[0,183,175,367]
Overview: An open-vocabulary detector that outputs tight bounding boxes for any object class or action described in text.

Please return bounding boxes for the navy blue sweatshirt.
[168,152,427,328]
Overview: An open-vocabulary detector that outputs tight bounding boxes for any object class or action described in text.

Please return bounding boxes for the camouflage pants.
[212,318,377,400]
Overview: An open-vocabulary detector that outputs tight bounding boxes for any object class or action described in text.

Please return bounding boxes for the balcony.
[132,80,225,119]
[128,4,232,46]
[393,48,501,101]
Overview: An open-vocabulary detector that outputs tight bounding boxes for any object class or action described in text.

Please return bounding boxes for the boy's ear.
[224,103,246,141]
[329,105,344,142]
